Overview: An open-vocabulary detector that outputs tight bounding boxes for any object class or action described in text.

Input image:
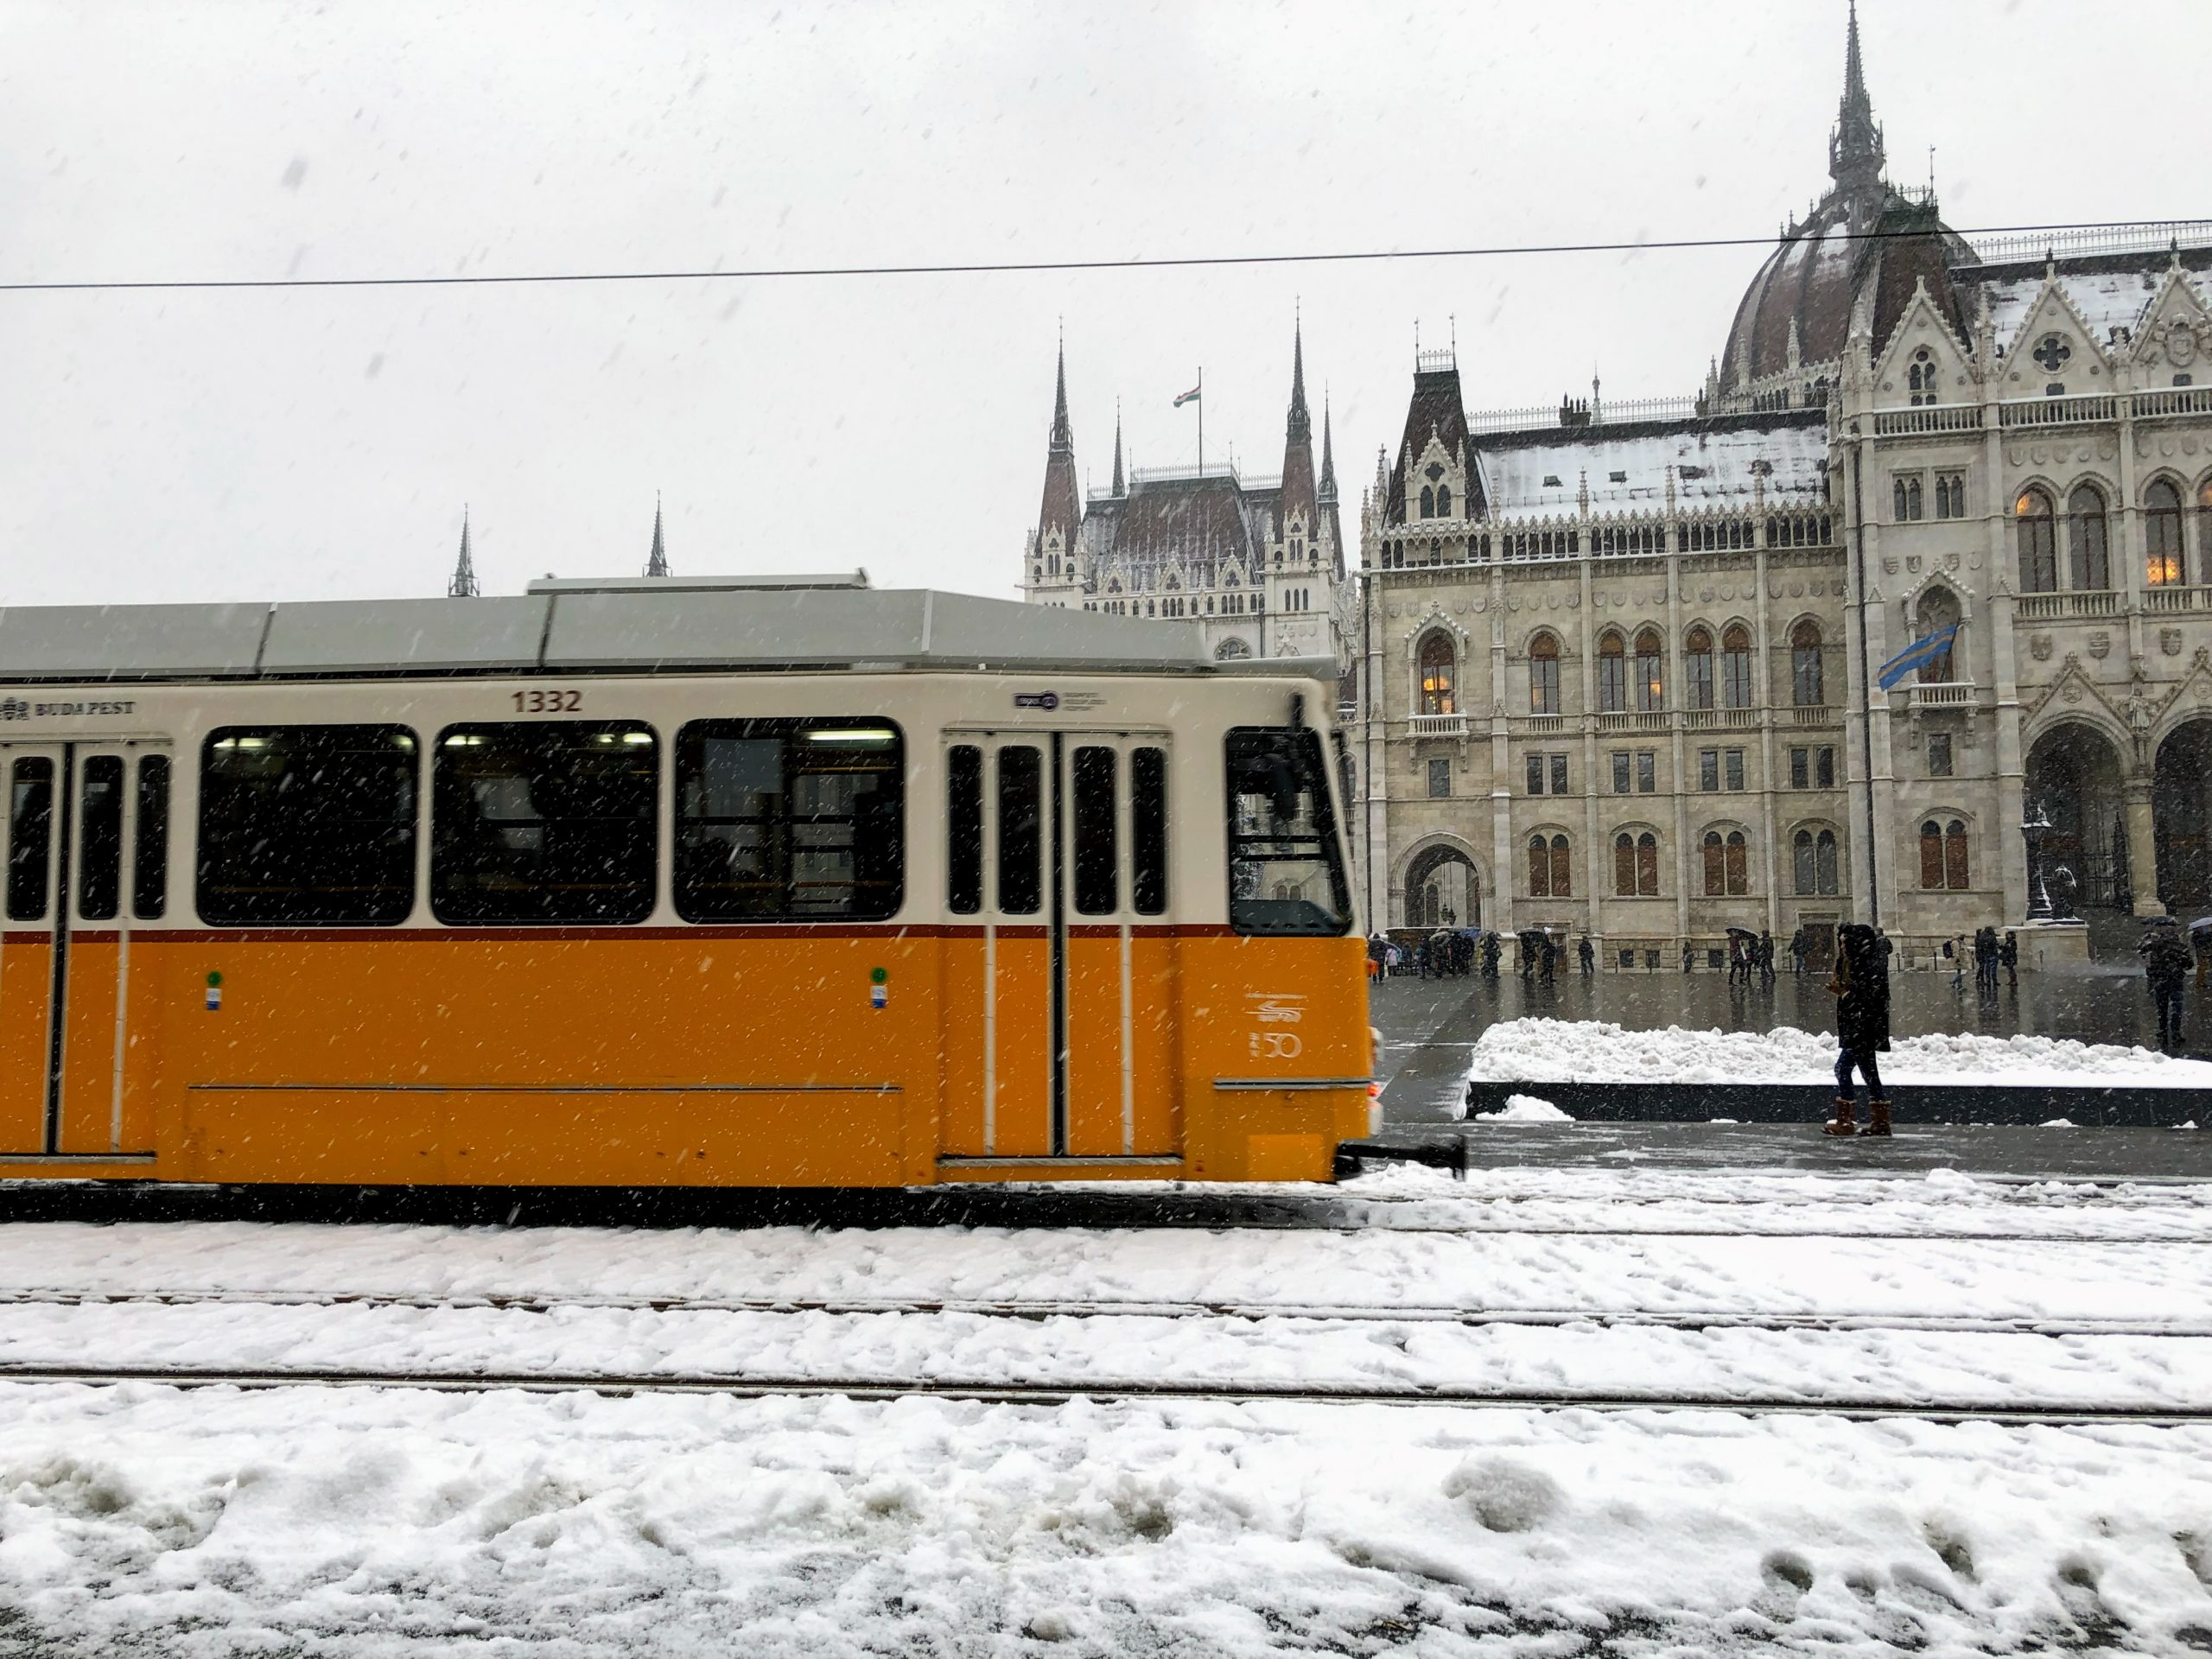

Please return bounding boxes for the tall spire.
[1318,395,1337,505]
[1827,0,1885,199]
[1050,332,1073,456]
[1286,309,1312,445]
[1279,315,1317,532]
[447,506,479,599]
[644,494,670,578]
[1111,402,1125,496]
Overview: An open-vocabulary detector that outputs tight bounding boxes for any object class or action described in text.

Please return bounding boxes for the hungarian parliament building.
[1027,10,2212,962]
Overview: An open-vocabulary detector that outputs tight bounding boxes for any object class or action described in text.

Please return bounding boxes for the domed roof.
[1717,3,1976,401]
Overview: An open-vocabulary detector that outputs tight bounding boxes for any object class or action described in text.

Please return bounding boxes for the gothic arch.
[1214,636,1252,660]
[1396,835,1484,930]
[2153,718,2212,913]
[1522,626,1566,658]
[2024,722,2130,913]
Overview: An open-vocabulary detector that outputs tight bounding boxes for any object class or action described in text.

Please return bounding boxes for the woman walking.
[1824,922,1893,1137]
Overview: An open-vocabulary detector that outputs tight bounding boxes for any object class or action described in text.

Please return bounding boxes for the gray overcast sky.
[2,0,2202,610]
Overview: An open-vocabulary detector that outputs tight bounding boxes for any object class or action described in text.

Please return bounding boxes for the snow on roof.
[1477,417,1830,522]
[1967,266,2167,350]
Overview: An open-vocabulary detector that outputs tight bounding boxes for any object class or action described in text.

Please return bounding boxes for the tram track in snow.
[2,1357,2207,1430]
[0,1285,2206,1342]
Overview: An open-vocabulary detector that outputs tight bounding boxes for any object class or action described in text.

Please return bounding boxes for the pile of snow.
[1468,1019,2212,1089]
[1474,1092,1574,1123]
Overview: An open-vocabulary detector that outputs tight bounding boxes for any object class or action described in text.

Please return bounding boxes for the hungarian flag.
[1876,623,1960,690]
[1173,385,1201,407]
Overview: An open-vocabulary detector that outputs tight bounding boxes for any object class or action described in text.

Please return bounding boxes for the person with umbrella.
[2142,916,2196,1055]
[1726,926,1757,985]
[1578,934,1595,976]
[1823,922,1893,1137]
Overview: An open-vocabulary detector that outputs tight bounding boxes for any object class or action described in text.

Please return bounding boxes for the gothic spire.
[1111,403,1125,496]
[1286,311,1312,446]
[447,506,479,599]
[1827,0,1885,199]
[645,495,670,579]
[1318,396,1337,505]
[1050,334,1073,456]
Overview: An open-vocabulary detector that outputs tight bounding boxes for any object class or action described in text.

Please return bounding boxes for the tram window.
[134,755,170,919]
[6,757,54,922]
[1132,746,1168,915]
[947,744,983,915]
[675,719,903,922]
[434,721,657,925]
[1224,727,1352,936]
[1071,746,1118,915]
[996,746,1043,915]
[76,756,124,922]
[199,726,417,925]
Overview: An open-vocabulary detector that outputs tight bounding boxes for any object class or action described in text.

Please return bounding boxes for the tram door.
[1,743,168,1157]
[941,732,1178,1161]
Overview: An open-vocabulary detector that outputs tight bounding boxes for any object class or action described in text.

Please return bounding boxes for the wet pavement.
[1368,969,2212,1182]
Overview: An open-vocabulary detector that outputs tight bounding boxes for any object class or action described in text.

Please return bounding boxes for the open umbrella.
[1725,925,1758,941]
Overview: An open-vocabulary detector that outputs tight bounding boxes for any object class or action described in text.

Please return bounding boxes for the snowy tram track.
[3,1284,2209,1340]
[4,1359,2210,1429]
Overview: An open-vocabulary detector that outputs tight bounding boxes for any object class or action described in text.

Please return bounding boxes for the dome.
[1720,188,1976,403]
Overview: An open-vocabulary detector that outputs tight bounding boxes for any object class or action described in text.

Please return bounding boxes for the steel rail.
[0,1286,2204,1340]
[0,1361,2204,1428]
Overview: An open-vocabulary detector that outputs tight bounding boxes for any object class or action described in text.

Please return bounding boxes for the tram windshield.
[1224,727,1352,936]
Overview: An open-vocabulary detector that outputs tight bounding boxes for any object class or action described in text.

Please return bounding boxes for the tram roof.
[0,584,1328,684]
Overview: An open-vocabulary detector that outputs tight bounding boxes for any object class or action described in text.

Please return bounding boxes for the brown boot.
[1822,1097,1858,1136]
[1864,1100,1892,1137]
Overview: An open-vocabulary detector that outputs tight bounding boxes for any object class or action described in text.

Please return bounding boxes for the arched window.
[1702,830,1726,896]
[2147,480,2185,587]
[1419,486,1434,518]
[1597,632,1627,712]
[1702,830,1750,896]
[1417,632,1456,715]
[1720,624,1754,709]
[1614,833,1637,897]
[1529,633,1560,715]
[1634,628,1664,713]
[1437,484,1452,517]
[1790,620,1824,706]
[1894,476,1923,521]
[1529,834,1570,897]
[1794,828,1840,895]
[1908,348,1938,406]
[1920,819,1970,890]
[2016,487,2057,592]
[1914,588,1960,683]
[2068,483,2109,590]
[1685,626,1715,710]
[2199,479,2212,587]
[1726,830,1748,895]
[1636,831,1658,896]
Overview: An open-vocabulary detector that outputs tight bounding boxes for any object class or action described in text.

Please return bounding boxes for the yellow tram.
[0,575,1371,1188]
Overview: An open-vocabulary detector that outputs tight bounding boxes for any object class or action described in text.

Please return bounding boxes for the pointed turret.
[1035,339,1081,556]
[447,507,480,599]
[1278,317,1318,541]
[1111,404,1125,497]
[644,496,671,578]
[1318,396,1338,506]
[1827,0,1885,201]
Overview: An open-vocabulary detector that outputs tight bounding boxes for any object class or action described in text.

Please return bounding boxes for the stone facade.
[1350,11,2212,963]
[1021,331,1351,671]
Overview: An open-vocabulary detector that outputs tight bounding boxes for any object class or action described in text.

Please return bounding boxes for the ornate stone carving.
[2087,632,2111,659]
[2163,626,2183,656]
[1881,557,1898,575]
[1906,555,1922,574]
[2061,683,2084,703]
[2031,633,2053,661]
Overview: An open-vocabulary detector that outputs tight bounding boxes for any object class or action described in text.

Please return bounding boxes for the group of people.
[1942,926,2019,991]
[1366,930,1599,984]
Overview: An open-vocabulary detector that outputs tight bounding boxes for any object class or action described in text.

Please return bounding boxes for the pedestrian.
[2141,916,2195,1055]
[1758,930,1776,986]
[1682,940,1694,975]
[1947,935,1964,991]
[1789,926,1808,977]
[1518,938,1534,980]
[1974,926,1999,992]
[2000,930,2018,988]
[1823,922,1893,1137]
[1540,937,1557,983]
[1481,932,1500,978]
[1578,935,1595,976]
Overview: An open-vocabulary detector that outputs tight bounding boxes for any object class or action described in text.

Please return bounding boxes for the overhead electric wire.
[0,217,2198,295]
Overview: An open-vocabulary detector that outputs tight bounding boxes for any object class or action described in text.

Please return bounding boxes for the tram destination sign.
[0,696,139,721]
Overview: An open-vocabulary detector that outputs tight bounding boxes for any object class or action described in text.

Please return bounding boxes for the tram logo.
[1246,993,1306,1025]
[1013,691,1061,710]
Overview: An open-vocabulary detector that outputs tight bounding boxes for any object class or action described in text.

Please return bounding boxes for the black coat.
[1834,927,1891,1052]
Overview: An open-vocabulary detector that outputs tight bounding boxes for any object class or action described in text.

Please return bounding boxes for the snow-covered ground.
[3,1166,2211,1654]
[1468,1017,2212,1088]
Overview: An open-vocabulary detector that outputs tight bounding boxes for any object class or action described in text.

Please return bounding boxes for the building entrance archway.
[2025,722,2130,918]
[2155,719,2212,916]
[1403,844,1480,930]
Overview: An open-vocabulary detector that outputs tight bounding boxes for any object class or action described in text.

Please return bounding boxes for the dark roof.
[1385,365,1483,524]
[1096,474,1266,571]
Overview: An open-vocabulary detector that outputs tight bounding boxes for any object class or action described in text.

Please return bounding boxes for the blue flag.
[1877,624,1959,690]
